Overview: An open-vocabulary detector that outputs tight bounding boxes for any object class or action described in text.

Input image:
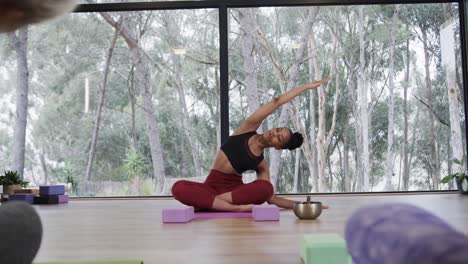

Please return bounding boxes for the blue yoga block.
[8,194,35,204]
[345,203,468,264]
[39,185,65,195]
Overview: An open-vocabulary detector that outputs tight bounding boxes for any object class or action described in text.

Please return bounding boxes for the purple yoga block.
[162,207,194,223]
[8,194,35,204]
[55,194,69,203]
[39,185,65,195]
[252,205,280,221]
[34,194,69,204]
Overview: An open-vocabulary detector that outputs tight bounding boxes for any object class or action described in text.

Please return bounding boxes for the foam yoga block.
[162,205,280,223]
[345,203,468,264]
[300,233,351,264]
[252,204,280,221]
[34,195,69,204]
[39,185,65,195]
[9,194,35,204]
[162,207,194,223]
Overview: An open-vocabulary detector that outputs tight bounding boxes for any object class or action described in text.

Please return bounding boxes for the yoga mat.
[35,261,142,264]
[195,212,252,219]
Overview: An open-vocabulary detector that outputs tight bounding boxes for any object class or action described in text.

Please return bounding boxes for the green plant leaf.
[1,170,28,186]
[441,175,455,184]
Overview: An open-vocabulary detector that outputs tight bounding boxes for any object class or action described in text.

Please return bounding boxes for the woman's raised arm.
[233,77,331,135]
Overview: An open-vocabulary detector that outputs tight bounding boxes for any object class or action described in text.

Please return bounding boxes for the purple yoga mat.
[194,212,252,219]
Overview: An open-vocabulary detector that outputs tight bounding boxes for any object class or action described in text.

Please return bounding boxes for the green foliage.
[123,150,147,180]
[63,162,79,195]
[441,158,467,184]
[0,170,29,187]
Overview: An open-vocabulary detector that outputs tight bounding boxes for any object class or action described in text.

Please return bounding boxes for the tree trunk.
[402,32,411,191]
[85,27,119,183]
[343,105,351,192]
[308,11,340,193]
[171,53,202,177]
[8,28,29,179]
[307,39,319,193]
[422,30,440,190]
[358,6,370,192]
[239,9,262,133]
[292,95,302,192]
[40,149,48,184]
[385,6,399,191]
[440,19,463,188]
[165,14,202,178]
[128,66,137,150]
[267,11,315,189]
[100,13,166,191]
[309,35,324,192]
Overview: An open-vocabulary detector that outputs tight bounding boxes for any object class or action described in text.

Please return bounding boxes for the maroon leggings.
[171,169,274,209]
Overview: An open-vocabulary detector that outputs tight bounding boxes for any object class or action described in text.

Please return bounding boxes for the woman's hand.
[306,77,332,90]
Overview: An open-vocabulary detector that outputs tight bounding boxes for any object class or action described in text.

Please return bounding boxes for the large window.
[0,1,466,196]
[228,4,465,193]
[0,9,219,196]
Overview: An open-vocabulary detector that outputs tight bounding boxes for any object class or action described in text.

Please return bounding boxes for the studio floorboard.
[33,193,468,264]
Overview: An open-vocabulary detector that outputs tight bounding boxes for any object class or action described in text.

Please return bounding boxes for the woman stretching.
[172,77,331,212]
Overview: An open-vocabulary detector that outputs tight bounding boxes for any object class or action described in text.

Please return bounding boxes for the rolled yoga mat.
[345,203,468,264]
[0,201,43,264]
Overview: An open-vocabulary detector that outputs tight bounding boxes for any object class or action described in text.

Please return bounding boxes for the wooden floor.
[33,193,468,264]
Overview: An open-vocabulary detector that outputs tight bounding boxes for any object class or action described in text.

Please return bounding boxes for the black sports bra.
[220,131,264,174]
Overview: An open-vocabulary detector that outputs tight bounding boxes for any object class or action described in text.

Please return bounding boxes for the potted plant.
[0,170,29,195]
[441,159,468,195]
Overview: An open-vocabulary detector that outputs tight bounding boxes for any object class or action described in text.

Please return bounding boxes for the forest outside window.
[0,9,220,196]
[0,2,465,196]
[228,4,465,193]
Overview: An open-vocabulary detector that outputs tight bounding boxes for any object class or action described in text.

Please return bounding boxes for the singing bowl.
[293,201,323,220]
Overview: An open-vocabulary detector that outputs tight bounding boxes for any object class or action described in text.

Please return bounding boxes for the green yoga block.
[35,261,142,264]
[301,233,351,264]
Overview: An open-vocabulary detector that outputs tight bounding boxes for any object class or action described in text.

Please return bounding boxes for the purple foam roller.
[345,203,468,264]
[39,185,65,195]
[162,207,194,223]
[8,194,35,204]
[252,205,280,221]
